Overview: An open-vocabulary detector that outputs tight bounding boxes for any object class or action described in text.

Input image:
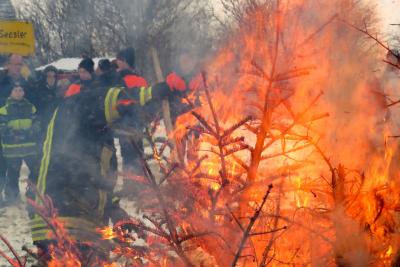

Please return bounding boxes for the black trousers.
[4,155,38,201]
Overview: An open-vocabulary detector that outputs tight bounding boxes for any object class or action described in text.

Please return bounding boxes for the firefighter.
[116,47,147,89]
[64,57,127,228]
[115,47,148,176]
[64,57,96,97]
[163,50,205,162]
[165,49,204,121]
[30,77,187,263]
[0,83,39,206]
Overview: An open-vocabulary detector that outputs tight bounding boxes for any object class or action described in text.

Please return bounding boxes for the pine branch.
[222,116,253,138]
[191,111,218,137]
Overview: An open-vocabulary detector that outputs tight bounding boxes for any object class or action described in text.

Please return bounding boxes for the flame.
[386,245,393,257]
[97,227,117,240]
[294,176,310,208]
[210,182,221,191]
[48,248,82,267]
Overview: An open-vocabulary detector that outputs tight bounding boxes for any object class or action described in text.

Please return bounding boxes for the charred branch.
[231,184,273,267]
[0,235,27,267]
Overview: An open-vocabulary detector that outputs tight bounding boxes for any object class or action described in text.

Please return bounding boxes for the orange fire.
[97,226,117,240]
[47,252,82,267]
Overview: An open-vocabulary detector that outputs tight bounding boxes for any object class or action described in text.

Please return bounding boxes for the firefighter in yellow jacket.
[0,83,39,206]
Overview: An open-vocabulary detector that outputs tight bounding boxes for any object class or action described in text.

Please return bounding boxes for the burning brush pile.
[2,0,400,266]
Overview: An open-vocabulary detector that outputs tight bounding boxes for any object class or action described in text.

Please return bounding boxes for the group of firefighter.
[0,47,200,264]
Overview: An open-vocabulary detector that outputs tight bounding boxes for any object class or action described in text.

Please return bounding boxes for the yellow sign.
[0,21,35,56]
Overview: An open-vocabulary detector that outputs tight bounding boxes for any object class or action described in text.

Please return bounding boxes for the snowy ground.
[0,164,36,267]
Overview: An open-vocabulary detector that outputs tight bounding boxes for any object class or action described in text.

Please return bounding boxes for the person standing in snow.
[35,65,61,138]
[114,48,148,176]
[0,83,39,206]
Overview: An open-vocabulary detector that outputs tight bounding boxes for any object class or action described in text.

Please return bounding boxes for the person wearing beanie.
[79,57,95,75]
[116,47,147,89]
[65,57,95,97]
[116,47,135,69]
[114,48,149,177]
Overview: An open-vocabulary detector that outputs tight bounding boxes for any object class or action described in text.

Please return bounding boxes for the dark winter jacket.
[35,80,60,129]
[96,70,119,88]
[0,98,38,158]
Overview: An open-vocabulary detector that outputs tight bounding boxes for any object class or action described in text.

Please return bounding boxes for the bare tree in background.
[16,0,214,76]
[103,0,215,78]
[17,0,128,61]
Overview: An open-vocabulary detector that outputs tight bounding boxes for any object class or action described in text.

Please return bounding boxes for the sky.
[376,0,400,36]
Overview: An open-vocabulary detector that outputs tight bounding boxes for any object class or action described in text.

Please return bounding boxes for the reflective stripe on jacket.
[30,216,102,242]
[32,108,107,242]
[0,98,37,158]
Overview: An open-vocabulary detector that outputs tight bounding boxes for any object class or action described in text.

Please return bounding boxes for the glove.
[166,72,186,91]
